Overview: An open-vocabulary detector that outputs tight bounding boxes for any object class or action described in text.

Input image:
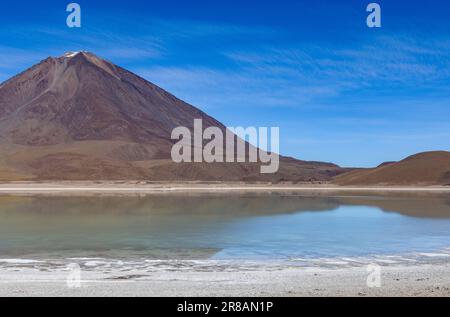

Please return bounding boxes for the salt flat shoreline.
[1,263,449,297]
[0,182,449,194]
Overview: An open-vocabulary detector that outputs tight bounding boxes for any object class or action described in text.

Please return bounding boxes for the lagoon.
[1,192,450,268]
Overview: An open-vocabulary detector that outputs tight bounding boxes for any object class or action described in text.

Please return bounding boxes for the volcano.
[0,52,344,181]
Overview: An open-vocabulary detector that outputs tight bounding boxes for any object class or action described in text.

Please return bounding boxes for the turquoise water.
[1,193,450,263]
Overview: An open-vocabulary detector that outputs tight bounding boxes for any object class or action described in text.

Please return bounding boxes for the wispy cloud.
[144,18,278,40]
[0,46,48,83]
[225,35,450,90]
[0,46,45,67]
[137,65,339,110]
[134,34,450,112]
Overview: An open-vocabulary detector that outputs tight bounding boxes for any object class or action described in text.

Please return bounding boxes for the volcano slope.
[0,52,344,182]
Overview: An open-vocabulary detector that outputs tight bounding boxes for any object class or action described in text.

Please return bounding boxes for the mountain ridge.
[334,151,450,186]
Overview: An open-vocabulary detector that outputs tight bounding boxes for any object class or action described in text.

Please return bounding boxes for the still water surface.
[1,192,450,266]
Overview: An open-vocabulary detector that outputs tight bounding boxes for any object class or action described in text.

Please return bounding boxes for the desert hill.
[334,151,450,186]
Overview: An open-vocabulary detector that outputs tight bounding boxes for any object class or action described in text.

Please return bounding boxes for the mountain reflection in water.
[0,192,450,260]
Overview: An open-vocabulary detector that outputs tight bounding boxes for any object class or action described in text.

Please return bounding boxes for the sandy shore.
[1,263,450,297]
[0,181,449,194]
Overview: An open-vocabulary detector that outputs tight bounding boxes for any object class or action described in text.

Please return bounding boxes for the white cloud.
[136,65,339,110]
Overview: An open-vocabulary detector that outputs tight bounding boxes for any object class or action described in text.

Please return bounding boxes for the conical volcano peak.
[60,51,106,65]
[58,51,120,80]
[0,51,222,147]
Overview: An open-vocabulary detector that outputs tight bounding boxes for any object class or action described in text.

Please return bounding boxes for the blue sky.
[1,0,449,167]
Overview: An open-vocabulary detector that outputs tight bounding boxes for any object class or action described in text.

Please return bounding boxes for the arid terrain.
[334,151,450,186]
[0,52,344,182]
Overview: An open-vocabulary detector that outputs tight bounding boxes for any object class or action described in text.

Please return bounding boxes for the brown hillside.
[334,151,450,186]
